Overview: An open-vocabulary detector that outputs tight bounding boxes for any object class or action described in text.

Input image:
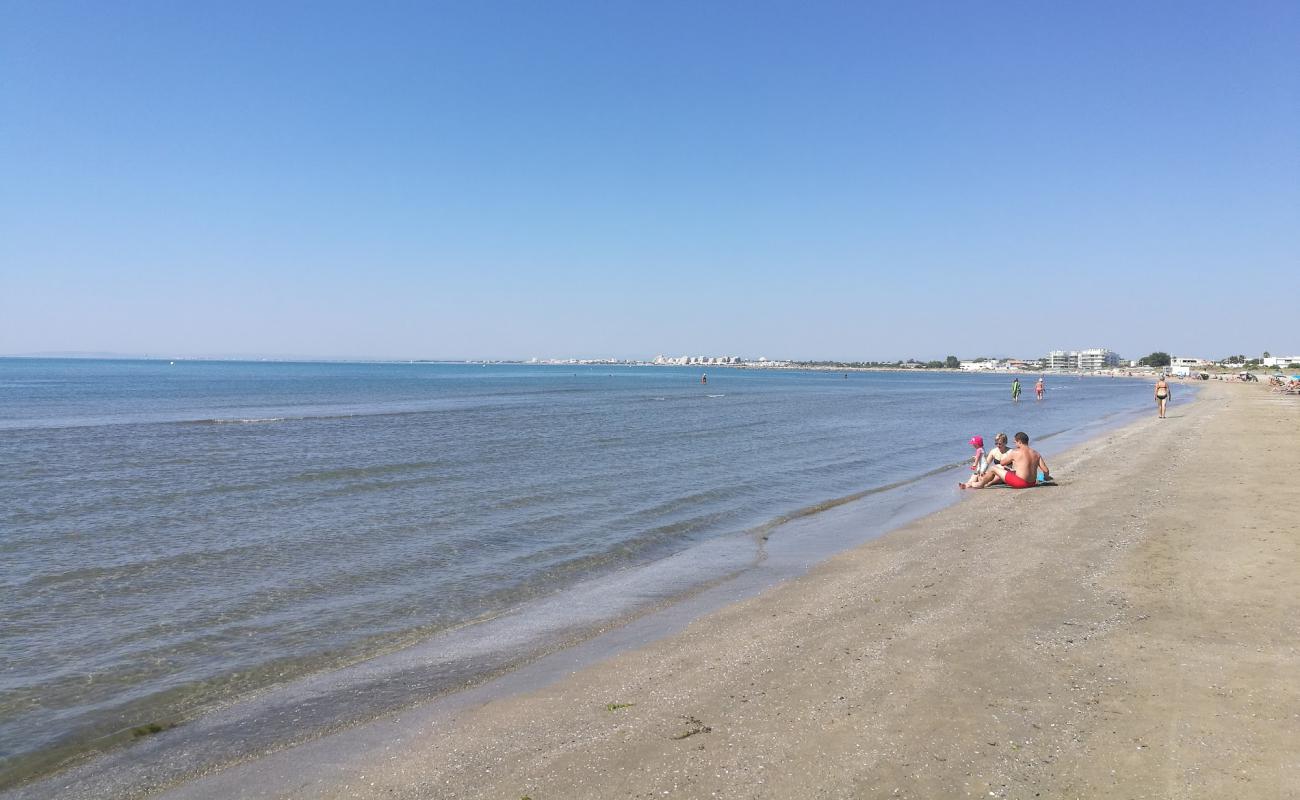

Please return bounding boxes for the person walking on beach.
[1155,375,1171,418]
[1035,377,1045,401]
[966,431,1049,489]
[1011,377,1022,402]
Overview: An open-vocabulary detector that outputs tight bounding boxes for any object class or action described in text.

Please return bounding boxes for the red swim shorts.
[1004,471,1036,489]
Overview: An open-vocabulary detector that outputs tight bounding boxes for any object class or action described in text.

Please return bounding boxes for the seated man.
[967,431,1050,489]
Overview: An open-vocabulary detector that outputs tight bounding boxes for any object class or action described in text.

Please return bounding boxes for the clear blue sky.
[3,1,1297,361]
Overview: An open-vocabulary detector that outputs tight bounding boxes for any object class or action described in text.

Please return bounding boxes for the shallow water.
[0,359,1152,784]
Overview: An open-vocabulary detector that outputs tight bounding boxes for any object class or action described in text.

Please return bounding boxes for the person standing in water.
[701,372,707,385]
[1011,377,1022,402]
[1155,374,1171,418]
[1035,376,1045,401]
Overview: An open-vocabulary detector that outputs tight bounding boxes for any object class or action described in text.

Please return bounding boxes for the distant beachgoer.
[1155,375,1171,418]
[701,373,708,385]
[1035,377,1045,400]
[1011,377,1022,402]
[966,432,1049,489]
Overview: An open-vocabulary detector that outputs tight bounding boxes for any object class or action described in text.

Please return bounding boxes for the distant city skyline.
[3,344,1288,366]
[3,3,1297,361]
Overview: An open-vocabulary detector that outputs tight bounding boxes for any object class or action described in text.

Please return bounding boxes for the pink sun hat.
[968,435,984,448]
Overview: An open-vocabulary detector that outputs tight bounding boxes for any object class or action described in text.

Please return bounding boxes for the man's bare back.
[1002,441,1048,483]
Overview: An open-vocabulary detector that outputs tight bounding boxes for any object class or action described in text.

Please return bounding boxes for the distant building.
[1047,350,1074,370]
[649,353,748,367]
[1047,349,1121,371]
[1078,348,1121,370]
[1262,355,1300,367]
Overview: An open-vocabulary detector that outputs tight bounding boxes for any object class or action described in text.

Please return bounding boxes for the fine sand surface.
[71,382,1300,798]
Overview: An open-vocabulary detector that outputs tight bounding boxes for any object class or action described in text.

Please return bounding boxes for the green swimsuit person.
[1011,377,1022,401]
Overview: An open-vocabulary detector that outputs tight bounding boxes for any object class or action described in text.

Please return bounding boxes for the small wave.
[192,417,289,425]
[705,394,725,398]
[181,412,363,425]
[289,461,441,483]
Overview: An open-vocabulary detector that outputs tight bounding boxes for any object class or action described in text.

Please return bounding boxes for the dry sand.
[174,382,1300,798]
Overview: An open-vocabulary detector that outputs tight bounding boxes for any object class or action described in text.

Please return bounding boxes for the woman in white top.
[985,432,1010,476]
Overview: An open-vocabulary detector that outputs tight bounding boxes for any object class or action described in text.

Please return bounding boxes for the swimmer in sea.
[1035,377,1044,401]
[1011,377,1022,402]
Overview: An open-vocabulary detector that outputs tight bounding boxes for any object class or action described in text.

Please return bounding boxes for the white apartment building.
[1047,349,1121,371]
[654,354,743,366]
[1262,355,1300,367]
[1078,348,1121,370]
[1047,350,1074,370]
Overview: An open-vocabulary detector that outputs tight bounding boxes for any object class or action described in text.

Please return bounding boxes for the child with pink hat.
[961,435,986,488]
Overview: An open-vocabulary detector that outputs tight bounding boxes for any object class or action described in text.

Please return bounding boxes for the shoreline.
[146,381,1297,798]
[1,386,1158,797]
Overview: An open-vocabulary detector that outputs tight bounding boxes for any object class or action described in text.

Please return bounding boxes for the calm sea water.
[0,359,1152,785]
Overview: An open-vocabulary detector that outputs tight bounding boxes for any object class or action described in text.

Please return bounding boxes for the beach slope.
[163,382,1299,798]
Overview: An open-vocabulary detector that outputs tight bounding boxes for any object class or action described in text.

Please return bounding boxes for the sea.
[0,358,1156,790]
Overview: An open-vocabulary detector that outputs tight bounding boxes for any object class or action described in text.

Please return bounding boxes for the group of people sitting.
[1268,375,1300,395]
[960,431,1051,490]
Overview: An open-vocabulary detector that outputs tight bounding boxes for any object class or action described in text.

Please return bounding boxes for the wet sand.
[42,381,1300,798]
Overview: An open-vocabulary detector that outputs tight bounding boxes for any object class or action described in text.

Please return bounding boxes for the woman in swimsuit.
[1154,375,1171,419]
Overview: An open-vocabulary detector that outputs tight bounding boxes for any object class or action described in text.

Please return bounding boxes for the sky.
[2,1,1297,362]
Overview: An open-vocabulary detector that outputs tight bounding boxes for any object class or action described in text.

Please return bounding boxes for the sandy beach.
[114,379,1293,800]
[10,2,1298,796]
